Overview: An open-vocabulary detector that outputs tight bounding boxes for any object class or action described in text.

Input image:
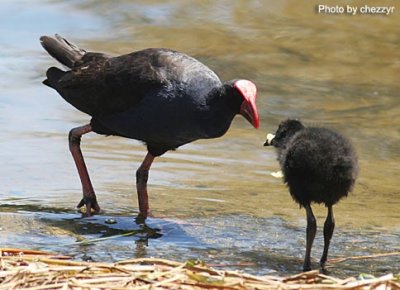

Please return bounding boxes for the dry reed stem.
[329,252,400,264]
[1,249,399,290]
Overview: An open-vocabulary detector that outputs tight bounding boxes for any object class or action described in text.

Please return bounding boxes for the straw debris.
[0,248,399,289]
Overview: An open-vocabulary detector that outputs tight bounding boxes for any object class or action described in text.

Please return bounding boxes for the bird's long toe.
[77,196,101,217]
[319,263,330,275]
[135,209,154,222]
[302,263,312,272]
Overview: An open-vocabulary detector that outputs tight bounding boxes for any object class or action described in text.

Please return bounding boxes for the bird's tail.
[40,34,86,68]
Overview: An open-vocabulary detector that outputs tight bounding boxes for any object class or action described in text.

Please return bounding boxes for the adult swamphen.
[264,119,358,272]
[40,34,259,218]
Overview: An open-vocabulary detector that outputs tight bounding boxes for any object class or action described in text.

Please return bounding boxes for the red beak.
[234,80,260,128]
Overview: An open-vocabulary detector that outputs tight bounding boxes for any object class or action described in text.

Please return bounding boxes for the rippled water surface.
[0,0,399,277]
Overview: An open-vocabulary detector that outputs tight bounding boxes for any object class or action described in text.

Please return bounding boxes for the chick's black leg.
[69,124,100,216]
[320,205,335,271]
[136,152,155,218]
[303,203,317,271]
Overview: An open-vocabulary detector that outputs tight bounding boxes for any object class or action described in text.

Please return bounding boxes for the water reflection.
[0,0,399,277]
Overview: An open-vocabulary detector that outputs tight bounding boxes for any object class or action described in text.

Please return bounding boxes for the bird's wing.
[50,49,176,117]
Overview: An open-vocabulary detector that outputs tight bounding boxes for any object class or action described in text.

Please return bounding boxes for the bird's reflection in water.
[40,212,165,261]
[134,214,162,258]
[133,215,163,258]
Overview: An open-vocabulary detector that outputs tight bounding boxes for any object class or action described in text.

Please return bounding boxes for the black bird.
[264,119,358,271]
[40,34,259,218]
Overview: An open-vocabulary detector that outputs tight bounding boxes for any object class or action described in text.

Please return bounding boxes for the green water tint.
[0,0,399,277]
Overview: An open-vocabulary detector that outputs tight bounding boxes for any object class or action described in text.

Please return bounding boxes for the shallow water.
[0,0,399,277]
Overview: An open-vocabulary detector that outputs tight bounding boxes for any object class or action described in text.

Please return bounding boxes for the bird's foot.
[302,262,312,272]
[135,209,154,224]
[319,266,329,275]
[319,261,329,274]
[77,196,101,217]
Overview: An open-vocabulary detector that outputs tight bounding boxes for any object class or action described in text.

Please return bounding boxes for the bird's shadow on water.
[38,212,190,261]
[0,203,199,262]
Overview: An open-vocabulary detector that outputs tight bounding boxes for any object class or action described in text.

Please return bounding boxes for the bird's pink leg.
[69,124,100,216]
[136,152,155,218]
